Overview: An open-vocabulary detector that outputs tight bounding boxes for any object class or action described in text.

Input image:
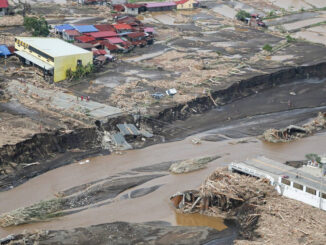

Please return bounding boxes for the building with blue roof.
[54,24,75,33]
[0,45,11,56]
[73,25,98,33]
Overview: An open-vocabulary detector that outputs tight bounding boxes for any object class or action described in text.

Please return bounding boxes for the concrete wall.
[54,52,93,82]
[277,177,326,211]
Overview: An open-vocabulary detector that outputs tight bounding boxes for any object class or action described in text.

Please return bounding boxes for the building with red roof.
[62,30,81,41]
[124,3,146,15]
[100,40,119,52]
[75,35,96,43]
[174,0,198,9]
[86,31,118,39]
[94,24,115,32]
[0,0,9,16]
[113,23,132,33]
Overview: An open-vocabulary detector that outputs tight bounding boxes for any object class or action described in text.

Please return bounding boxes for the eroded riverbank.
[1,62,326,191]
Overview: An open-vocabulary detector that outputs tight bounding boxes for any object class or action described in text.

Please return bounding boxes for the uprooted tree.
[66,63,95,80]
[236,10,251,21]
[23,16,50,37]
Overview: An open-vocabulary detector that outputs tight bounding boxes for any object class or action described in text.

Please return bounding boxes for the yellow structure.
[175,0,197,10]
[15,37,93,82]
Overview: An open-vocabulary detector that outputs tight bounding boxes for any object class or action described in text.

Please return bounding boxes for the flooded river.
[1,127,326,237]
[1,76,326,237]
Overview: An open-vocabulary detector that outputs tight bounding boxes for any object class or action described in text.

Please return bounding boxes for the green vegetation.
[66,63,94,80]
[236,10,251,21]
[286,35,296,43]
[23,16,50,37]
[262,44,273,52]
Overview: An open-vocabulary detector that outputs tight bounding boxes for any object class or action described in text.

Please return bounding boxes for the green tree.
[236,10,251,21]
[305,153,321,163]
[263,44,273,52]
[23,16,50,37]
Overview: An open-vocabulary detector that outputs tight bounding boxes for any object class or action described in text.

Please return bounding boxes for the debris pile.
[171,168,326,243]
[262,112,326,143]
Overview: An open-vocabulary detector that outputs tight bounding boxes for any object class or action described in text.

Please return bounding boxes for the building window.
[281,178,291,186]
[305,187,316,195]
[293,182,303,190]
[77,60,82,66]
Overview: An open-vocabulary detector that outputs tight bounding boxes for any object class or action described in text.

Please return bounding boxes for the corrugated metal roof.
[146,2,176,8]
[0,0,8,8]
[75,35,96,43]
[0,45,11,56]
[117,123,141,136]
[16,37,91,57]
[144,27,154,33]
[15,50,54,70]
[94,24,115,32]
[87,31,118,38]
[64,30,80,36]
[113,24,132,30]
[105,37,124,44]
[127,32,145,38]
[74,25,98,33]
[54,24,74,32]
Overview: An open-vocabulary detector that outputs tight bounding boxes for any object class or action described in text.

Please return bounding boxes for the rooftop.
[113,23,132,30]
[64,30,81,36]
[87,31,118,38]
[75,35,96,43]
[145,2,176,8]
[94,24,115,32]
[0,0,8,8]
[16,37,91,58]
[73,25,98,33]
[54,24,74,32]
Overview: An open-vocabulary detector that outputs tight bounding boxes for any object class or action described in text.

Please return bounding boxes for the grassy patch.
[263,44,273,52]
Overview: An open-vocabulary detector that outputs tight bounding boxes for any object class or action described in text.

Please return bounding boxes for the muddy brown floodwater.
[1,128,326,237]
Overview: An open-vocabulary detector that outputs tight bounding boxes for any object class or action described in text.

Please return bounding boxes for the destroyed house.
[15,37,93,82]
[0,0,8,16]
[145,2,176,11]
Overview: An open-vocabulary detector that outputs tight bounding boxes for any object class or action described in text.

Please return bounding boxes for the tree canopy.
[23,16,50,37]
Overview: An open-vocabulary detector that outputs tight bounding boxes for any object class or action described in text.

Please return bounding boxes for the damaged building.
[15,37,93,82]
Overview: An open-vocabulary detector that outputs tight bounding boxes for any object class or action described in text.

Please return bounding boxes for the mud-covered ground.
[2,0,326,147]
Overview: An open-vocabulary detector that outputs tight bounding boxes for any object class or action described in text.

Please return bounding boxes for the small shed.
[145,2,176,12]
[124,3,146,15]
[63,30,81,41]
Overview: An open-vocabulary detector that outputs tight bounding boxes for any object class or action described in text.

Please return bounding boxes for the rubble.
[171,168,326,243]
[262,112,326,143]
[169,155,220,174]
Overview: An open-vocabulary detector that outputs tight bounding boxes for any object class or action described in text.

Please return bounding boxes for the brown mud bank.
[1,62,326,191]
[0,221,237,245]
